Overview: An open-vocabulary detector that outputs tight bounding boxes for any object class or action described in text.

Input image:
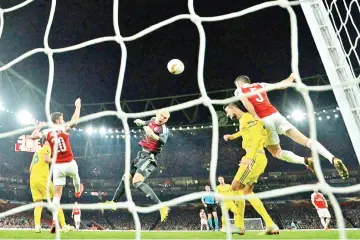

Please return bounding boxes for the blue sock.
[208,219,213,228]
[214,218,219,229]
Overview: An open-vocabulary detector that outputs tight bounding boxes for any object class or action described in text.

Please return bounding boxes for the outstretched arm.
[66,98,81,132]
[29,122,46,140]
[266,73,296,90]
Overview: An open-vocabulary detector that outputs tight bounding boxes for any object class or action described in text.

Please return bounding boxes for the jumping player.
[201,185,219,231]
[311,189,331,230]
[223,102,279,235]
[29,138,73,233]
[216,176,239,231]
[199,209,209,230]
[30,98,84,233]
[72,202,81,230]
[107,109,170,222]
[234,74,349,179]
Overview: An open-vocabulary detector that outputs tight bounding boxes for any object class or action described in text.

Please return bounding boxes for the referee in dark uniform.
[201,185,219,230]
[109,109,170,222]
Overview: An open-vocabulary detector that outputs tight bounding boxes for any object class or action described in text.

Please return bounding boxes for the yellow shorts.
[224,201,238,213]
[234,153,267,185]
[30,179,54,202]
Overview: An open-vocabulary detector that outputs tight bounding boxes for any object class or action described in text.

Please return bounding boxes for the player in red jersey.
[72,202,81,230]
[311,189,331,229]
[234,74,349,179]
[199,209,209,230]
[30,98,84,233]
[106,109,171,222]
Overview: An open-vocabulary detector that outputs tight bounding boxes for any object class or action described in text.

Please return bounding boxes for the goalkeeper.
[223,102,279,235]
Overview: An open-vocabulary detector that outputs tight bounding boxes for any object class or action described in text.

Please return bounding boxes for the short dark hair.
[218,176,223,178]
[51,112,63,123]
[234,75,251,84]
[224,102,248,113]
[39,138,46,145]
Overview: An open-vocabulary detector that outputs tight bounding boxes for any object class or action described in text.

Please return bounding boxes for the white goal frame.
[300,0,360,163]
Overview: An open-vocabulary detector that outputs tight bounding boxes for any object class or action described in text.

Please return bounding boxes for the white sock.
[307,140,334,163]
[325,218,330,228]
[76,222,80,230]
[320,218,326,228]
[276,150,305,165]
[73,174,81,193]
[52,197,60,221]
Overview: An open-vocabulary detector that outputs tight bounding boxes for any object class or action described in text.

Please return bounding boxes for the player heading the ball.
[234,74,349,179]
[30,98,84,234]
[106,109,170,222]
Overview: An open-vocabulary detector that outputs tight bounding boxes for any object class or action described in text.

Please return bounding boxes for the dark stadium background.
[0,0,359,232]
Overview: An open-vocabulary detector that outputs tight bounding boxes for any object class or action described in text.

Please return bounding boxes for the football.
[167,59,184,75]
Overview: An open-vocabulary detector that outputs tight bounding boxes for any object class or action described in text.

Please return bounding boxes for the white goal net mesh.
[230,218,264,230]
[0,0,358,239]
[323,0,360,78]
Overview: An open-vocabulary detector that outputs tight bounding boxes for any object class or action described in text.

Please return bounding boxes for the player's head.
[217,176,225,184]
[40,138,49,146]
[200,209,205,213]
[51,112,64,124]
[314,188,318,193]
[205,185,211,192]
[234,75,251,87]
[224,102,247,120]
[155,108,170,125]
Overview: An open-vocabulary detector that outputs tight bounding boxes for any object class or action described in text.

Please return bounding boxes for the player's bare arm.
[44,154,52,163]
[66,98,81,132]
[29,122,47,140]
[265,73,296,90]
[239,97,260,120]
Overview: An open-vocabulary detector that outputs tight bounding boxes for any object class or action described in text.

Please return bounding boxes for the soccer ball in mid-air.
[167,59,184,75]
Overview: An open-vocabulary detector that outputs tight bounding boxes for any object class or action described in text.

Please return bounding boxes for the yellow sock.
[58,208,66,227]
[247,192,274,227]
[34,206,43,226]
[234,190,245,229]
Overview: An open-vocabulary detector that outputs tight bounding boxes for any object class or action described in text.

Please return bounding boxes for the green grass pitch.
[0,229,359,239]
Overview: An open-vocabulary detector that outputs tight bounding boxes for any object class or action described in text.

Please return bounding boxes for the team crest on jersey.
[153,126,160,132]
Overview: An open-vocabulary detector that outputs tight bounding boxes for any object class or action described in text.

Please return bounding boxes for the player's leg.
[207,212,214,230]
[33,201,43,233]
[51,164,66,234]
[30,182,44,233]
[324,209,331,229]
[211,209,219,231]
[132,153,169,221]
[67,160,84,198]
[200,222,203,230]
[325,217,331,229]
[284,123,348,178]
[262,115,308,166]
[111,156,138,204]
[320,217,326,228]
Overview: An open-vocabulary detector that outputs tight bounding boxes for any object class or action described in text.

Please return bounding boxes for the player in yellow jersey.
[29,138,73,233]
[216,176,239,231]
[223,102,279,235]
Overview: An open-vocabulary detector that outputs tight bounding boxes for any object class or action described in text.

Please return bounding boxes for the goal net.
[230,218,264,230]
[0,0,358,240]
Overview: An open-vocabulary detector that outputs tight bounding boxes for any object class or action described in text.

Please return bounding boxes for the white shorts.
[201,219,207,225]
[317,208,331,218]
[53,160,79,186]
[74,215,81,222]
[262,112,295,146]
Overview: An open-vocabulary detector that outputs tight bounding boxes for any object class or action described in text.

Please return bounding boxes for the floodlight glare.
[16,110,33,125]
[291,110,304,121]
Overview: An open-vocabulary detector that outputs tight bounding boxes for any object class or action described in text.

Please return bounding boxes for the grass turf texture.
[0,230,359,239]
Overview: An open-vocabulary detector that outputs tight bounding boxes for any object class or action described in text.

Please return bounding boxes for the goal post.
[300,0,360,163]
[230,218,264,230]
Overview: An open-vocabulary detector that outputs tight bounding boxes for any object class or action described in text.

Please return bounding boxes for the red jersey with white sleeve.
[72,207,81,215]
[44,128,74,164]
[311,192,327,209]
[235,83,278,118]
[200,212,207,220]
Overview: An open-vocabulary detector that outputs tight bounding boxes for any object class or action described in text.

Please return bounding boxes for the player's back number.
[250,87,264,102]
